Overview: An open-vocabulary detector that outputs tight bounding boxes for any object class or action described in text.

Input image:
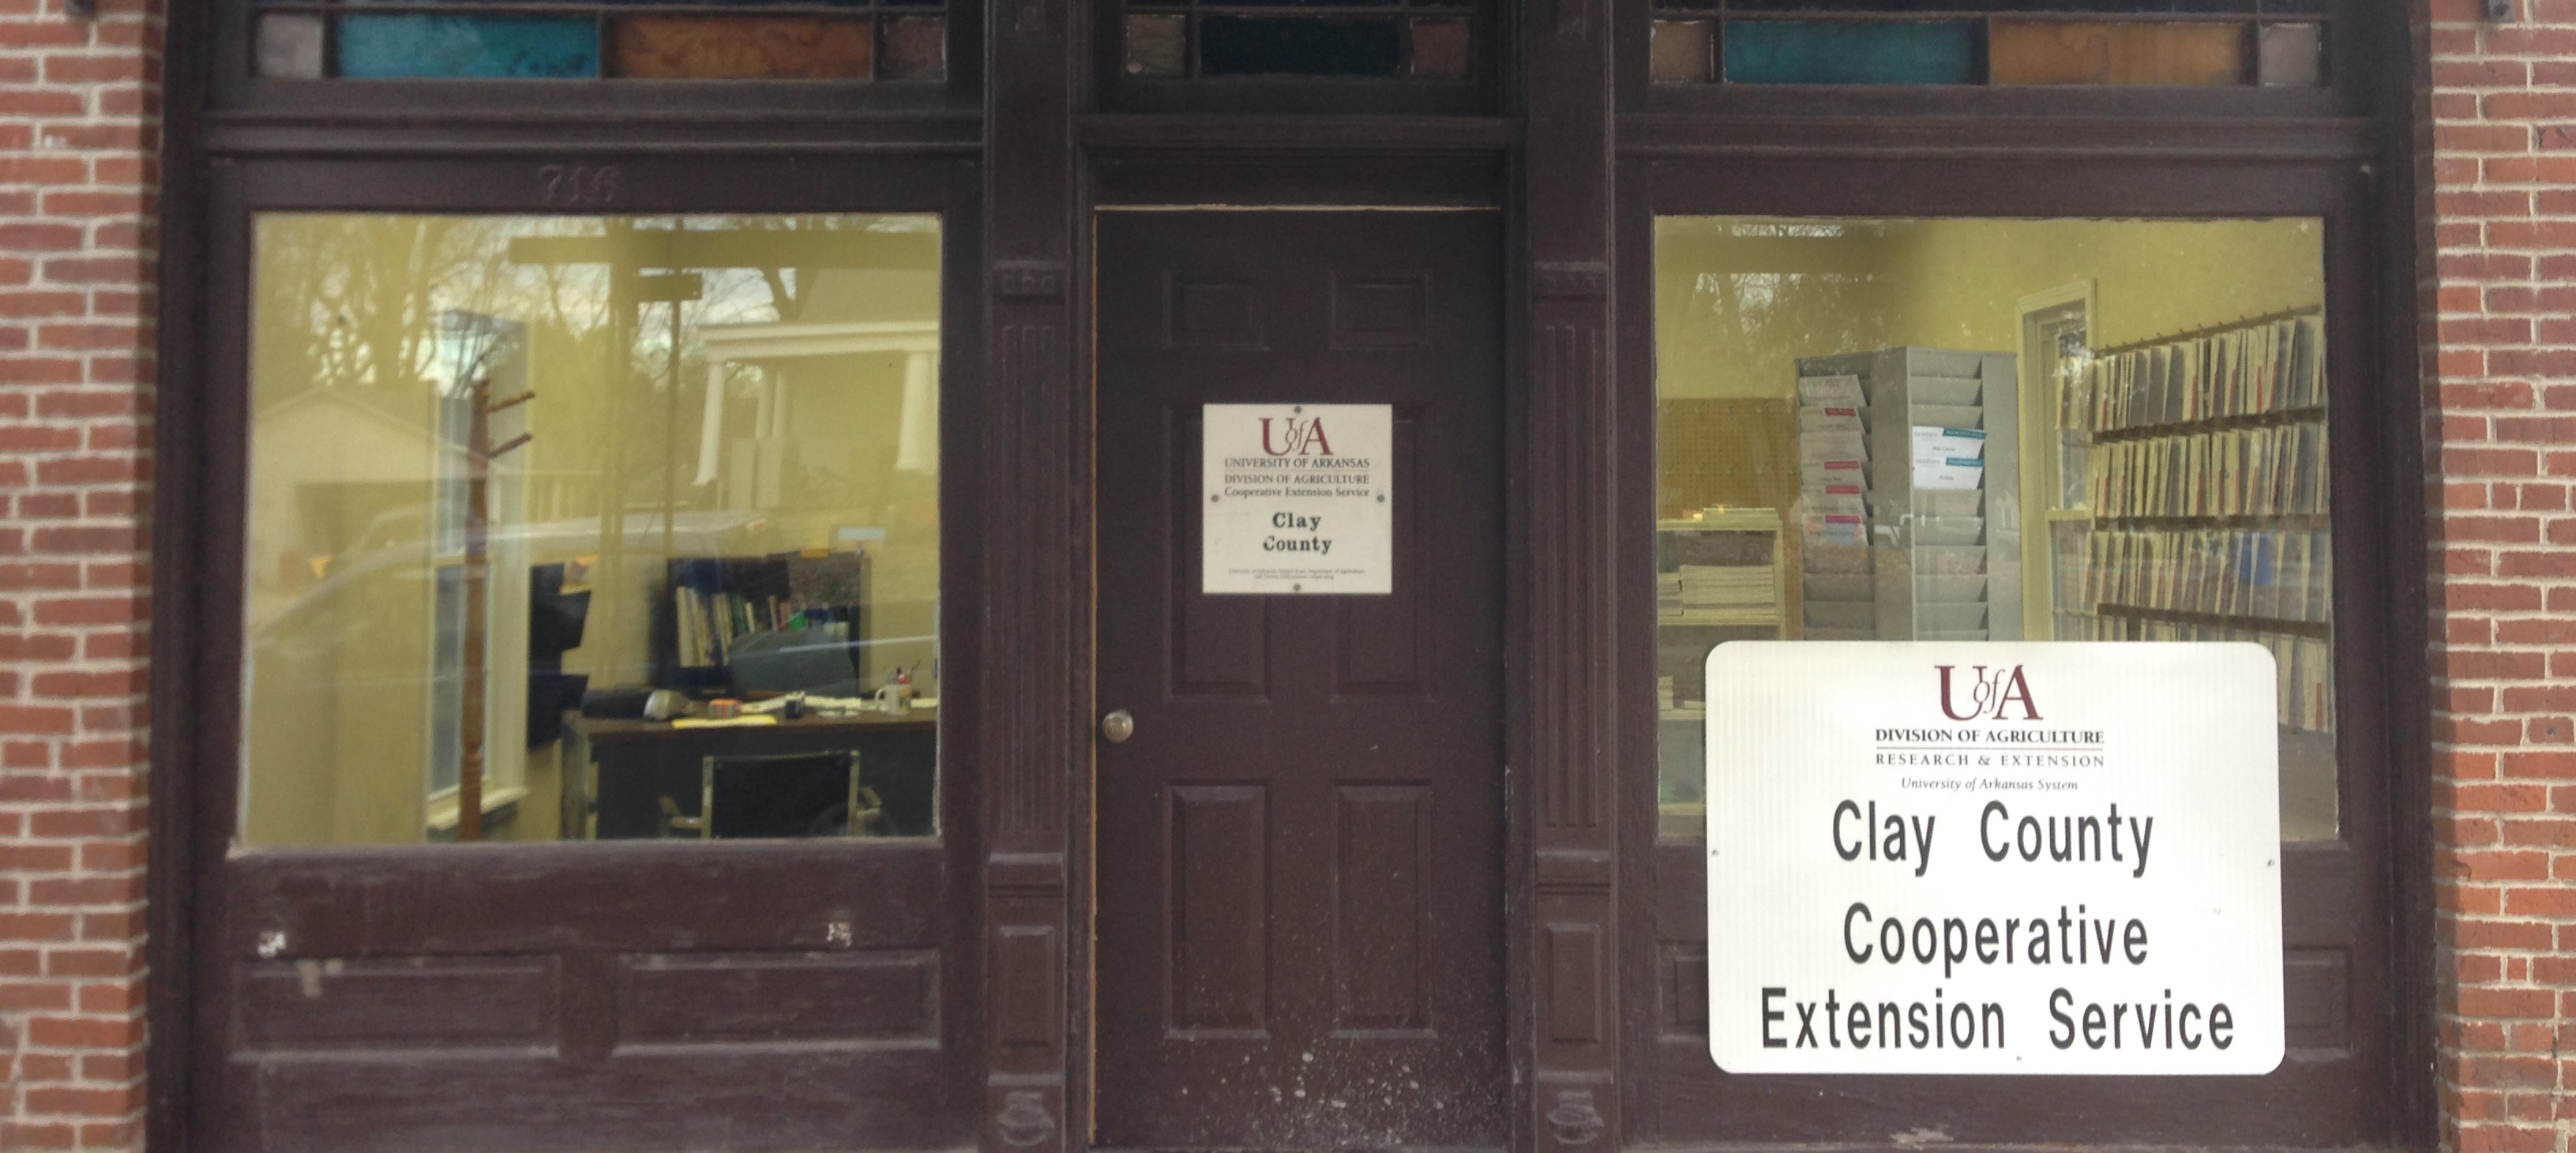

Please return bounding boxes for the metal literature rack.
[1794,345,2022,642]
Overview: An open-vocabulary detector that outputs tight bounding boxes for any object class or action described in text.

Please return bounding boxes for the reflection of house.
[695,269,941,507]
[246,387,452,616]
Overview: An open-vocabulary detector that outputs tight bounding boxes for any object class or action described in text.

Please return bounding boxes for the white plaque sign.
[1705,642,2283,1076]
[1201,404,1393,595]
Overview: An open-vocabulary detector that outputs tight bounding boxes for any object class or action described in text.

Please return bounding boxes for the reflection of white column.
[896,351,938,474]
[693,362,728,486]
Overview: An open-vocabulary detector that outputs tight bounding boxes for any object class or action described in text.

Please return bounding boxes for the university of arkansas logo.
[1937,664,2041,721]
[1260,416,1335,456]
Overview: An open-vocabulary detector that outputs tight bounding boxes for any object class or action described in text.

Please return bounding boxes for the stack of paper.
[1677,564,1774,610]
[1796,374,1877,638]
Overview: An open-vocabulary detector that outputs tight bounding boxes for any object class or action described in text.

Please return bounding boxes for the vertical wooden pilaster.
[982,0,1078,1144]
[1519,0,1618,1147]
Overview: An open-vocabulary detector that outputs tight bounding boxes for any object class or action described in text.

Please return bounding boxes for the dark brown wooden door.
[1095,211,1508,1148]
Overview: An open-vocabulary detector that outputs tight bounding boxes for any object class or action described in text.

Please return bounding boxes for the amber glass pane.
[1651,217,2334,841]
[1650,19,1716,82]
[881,16,948,81]
[244,215,945,847]
[1126,13,1189,76]
[1989,20,2249,84]
[611,17,873,80]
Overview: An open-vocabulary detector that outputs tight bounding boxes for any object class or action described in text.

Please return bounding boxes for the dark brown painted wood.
[1093,209,1508,1148]
[1521,0,1625,1146]
[1613,151,2412,1147]
[979,0,1081,1144]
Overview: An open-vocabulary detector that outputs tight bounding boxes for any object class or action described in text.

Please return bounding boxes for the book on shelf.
[2086,421,2328,519]
[660,554,866,691]
[2081,527,2331,625]
[2072,314,2323,436]
[2051,611,2334,733]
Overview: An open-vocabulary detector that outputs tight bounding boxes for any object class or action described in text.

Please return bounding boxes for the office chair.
[656,749,884,839]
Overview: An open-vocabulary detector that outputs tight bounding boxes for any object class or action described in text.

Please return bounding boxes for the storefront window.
[1654,216,2334,841]
[243,214,941,847]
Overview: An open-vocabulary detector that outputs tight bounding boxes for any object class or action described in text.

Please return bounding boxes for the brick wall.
[0,0,2546,1148]
[0,0,160,1149]
[2424,2,2576,1151]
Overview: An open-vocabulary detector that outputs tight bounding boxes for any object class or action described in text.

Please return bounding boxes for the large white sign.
[1705,642,2283,1076]
[1201,404,1392,595]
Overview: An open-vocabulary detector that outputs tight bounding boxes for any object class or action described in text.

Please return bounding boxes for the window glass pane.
[1654,217,2334,842]
[246,214,943,847]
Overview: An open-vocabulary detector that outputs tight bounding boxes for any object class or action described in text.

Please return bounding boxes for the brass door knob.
[1100,709,1136,744]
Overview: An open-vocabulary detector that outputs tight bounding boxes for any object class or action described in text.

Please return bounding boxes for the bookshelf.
[1654,506,1783,838]
[655,554,867,693]
[2049,308,2335,738]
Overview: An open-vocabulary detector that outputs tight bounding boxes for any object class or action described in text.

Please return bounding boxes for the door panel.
[1095,211,1506,1148]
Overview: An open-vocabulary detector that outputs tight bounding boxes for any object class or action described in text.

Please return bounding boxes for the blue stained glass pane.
[1723,20,1976,84]
[1201,16,1403,76]
[336,15,602,78]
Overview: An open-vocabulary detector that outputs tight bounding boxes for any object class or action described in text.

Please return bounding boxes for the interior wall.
[1655,217,2326,401]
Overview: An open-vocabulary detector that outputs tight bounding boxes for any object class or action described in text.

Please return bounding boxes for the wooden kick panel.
[1332,785,1432,1031]
[614,950,937,1047]
[234,955,558,1053]
[1168,783,1270,1033]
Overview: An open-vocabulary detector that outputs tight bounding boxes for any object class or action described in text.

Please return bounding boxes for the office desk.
[561,710,939,839]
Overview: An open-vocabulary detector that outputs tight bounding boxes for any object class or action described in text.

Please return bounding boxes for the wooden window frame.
[1612,145,2435,1148]
[150,152,990,1150]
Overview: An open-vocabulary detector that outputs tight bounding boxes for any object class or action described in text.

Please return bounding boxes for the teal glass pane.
[1731,19,1968,83]
[1200,17,1403,76]
[336,15,602,79]
[1722,20,1977,84]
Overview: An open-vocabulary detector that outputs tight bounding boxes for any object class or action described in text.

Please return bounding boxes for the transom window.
[253,3,946,81]
[1647,1,2325,87]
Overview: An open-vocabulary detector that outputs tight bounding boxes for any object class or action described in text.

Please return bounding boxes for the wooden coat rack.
[458,370,533,843]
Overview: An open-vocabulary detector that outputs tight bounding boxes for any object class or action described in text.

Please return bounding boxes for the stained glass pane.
[611,17,873,80]
[1127,13,1190,76]
[257,13,326,78]
[1200,15,1403,76]
[1409,17,1470,77]
[2257,21,2323,85]
[1651,19,1717,82]
[881,16,947,81]
[337,14,603,79]
[1723,20,1977,85]
[1989,20,2248,85]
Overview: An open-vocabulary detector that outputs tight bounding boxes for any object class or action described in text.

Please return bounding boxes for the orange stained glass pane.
[611,16,873,81]
[1988,21,2248,85]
